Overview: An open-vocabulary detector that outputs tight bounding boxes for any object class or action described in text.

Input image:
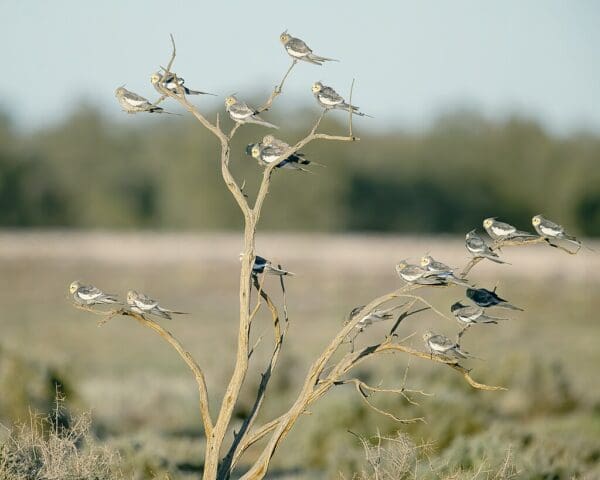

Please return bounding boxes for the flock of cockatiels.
[93,34,586,360]
[114,32,368,175]
[70,212,581,363]
[69,281,186,320]
[114,32,370,174]
[350,214,581,360]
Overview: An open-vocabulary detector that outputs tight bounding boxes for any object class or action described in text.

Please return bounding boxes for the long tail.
[266,265,295,276]
[562,233,581,245]
[100,295,121,304]
[448,275,471,287]
[479,314,509,324]
[185,88,217,96]
[499,302,524,311]
[247,116,279,129]
[306,53,338,64]
[339,103,373,118]
[483,253,511,265]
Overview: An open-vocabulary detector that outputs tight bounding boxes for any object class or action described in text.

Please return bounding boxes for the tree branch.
[83,306,214,435]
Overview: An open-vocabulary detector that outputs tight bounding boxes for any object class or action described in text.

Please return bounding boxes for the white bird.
[126,290,186,320]
[115,86,165,114]
[532,214,580,245]
[483,217,536,241]
[224,95,278,129]
[450,302,508,326]
[150,71,216,96]
[465,230,508,264]
[423,330,471,359]
[279,31,337,65]
[69,281,120,306]
[311,82,371,117]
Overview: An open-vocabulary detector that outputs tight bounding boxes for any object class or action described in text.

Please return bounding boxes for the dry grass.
[0,397,125,480]
[0,232,598,479]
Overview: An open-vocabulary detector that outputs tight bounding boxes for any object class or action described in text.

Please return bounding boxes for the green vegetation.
[1,107,599,233]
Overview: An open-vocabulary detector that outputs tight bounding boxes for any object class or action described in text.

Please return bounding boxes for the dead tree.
[72,35,580,480]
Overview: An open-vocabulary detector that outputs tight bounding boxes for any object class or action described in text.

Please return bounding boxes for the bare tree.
[72,35,580,480]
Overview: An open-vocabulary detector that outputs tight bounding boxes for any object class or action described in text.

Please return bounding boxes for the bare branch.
[255,59,298,114]
[85,307,214,435]
[221,281,289,477]
[335,379,425,424]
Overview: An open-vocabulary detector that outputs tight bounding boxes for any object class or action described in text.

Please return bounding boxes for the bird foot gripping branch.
[73,31,583,480]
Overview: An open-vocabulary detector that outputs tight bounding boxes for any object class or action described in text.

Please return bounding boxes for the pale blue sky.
[1,1,599,133]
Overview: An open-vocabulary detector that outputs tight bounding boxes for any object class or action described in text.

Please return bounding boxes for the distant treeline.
[1,106,599,234]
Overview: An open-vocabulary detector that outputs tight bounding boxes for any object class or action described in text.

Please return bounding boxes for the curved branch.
[88,307,214,435]
[255,59,298,114]
[334,378,427,424]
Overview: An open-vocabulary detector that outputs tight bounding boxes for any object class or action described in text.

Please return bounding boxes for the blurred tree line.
[1,105,599,234]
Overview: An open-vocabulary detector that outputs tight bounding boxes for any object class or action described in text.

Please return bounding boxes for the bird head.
[311,82,323,93]
[251,144,262,159]
[483,218,496,229]
[114,86,126,97]
[224,95,237,107]
[69,281,81,294]
[465,229,477,239]
[150,72,162,85]
[279,31,290,44]
[422,330,434,342]
[420,255,433,267]
[126,290,138,305]
[532,215,542,226]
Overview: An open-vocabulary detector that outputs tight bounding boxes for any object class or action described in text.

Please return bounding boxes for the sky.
[1,1,599,134]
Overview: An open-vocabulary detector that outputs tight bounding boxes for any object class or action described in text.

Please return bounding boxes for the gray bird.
[126,290,186,320]
[261,135,324,167]
[150,72,216,96]
[69,281,120,306]
[349,304,401,330]
[466,287,523,311]
[465,229,508,264]
[245,254,294,277]
[279,31,337,65]
[483,217,536,241]
[311,82,371,117]
[423,330,471,359]
[532,214,580,245]
[246,143,313,172]
[115,86,164,114]
[224,95,278,129]
[450,301,508,326]
[420,255,470,286]
[395,260,446,285]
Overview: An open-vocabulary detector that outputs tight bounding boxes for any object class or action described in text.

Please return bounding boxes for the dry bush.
[0,398,125,480]
[348,432,519,480]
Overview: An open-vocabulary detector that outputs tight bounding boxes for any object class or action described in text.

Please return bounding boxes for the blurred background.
[0,1,599,479]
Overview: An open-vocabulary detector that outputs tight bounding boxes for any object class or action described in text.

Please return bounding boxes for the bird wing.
[134,294,159,310]
[229,102,252,117]
[492,221,517,234]
[286,37,312,55]
[319,87,344,105]
[540,219,564,236]
[122,90,150,105]
[430,335,456,350]
[77,285,104,300]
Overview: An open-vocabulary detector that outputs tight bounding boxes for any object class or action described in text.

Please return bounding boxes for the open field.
[1,232,599,479]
